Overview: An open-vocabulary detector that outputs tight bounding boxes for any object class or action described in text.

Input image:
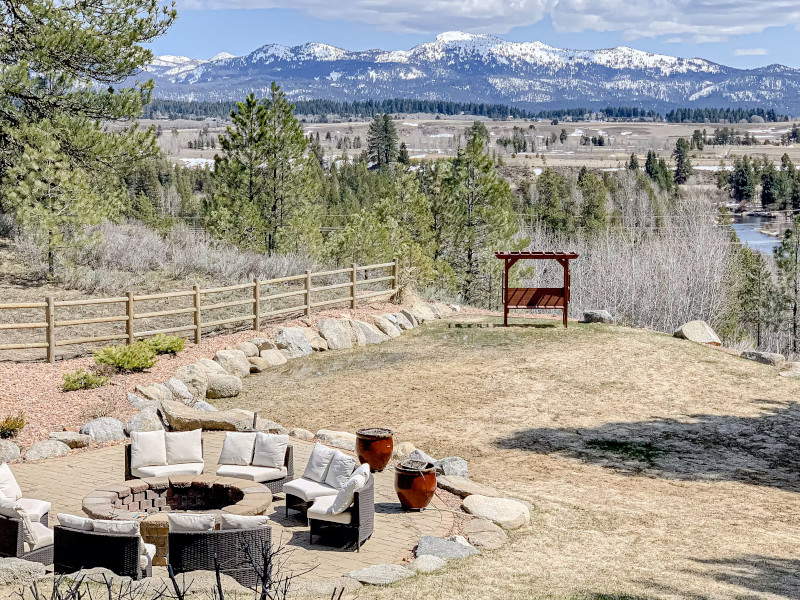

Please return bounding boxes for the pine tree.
[738,245,773,347]
[673,138,693,185]
[774,217,800,354]
[628,153,639,170]
[398,142,410,165]
[0,0,176,275]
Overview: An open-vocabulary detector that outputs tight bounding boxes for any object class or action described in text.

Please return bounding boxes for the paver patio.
[11,433,454,579]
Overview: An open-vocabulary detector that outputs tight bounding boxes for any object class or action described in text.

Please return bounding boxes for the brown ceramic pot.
[394,459,437,510]
[356,427,394,472]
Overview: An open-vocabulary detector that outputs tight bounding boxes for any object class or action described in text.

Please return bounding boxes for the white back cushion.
[57,513,93,531]
[165,429,203,465]
[330,464,370,514]
[219,514,269,530]
[93,520,140,535]
[218,432,257,466]
[130,431,167,469]
[302,443,336,482]
[0,494,19,519]
[252,433,288,469]
[14,504,37,547]
[324,450,358,490]
[0,464,22,501]
[168,513,216,532]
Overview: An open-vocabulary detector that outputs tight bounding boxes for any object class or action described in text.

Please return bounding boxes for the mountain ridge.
[142,32,800,113]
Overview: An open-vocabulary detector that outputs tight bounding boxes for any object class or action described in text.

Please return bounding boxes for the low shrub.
[62,369,110,392]
[0,413,25,439]
[146,333,186,355]
[94,340,157,372]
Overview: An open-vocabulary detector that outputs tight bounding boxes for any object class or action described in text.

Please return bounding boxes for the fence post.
[392,257,399,301]
[350,264,357,309]
[126,292,135,345]
[193,285,202,344]
[305,271,312,317]
[45,296,55,363]
[253,278,260,331]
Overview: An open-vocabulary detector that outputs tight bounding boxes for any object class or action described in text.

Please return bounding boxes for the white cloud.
[177,0,800,42]
[734,48,769,56]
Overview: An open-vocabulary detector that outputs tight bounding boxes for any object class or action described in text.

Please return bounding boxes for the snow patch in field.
[695,165,734,171]
[181,158,215,169]
[402,122,420,127]
[570,129,584,136]
[428,133,454,138]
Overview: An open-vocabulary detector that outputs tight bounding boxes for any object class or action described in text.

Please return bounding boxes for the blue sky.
[150,2,800,69]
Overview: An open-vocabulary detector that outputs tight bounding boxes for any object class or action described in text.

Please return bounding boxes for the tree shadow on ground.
[495,400,800,492]
[640,555,800,600]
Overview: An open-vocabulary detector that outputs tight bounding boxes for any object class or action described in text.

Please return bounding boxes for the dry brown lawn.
[220,315,800,600]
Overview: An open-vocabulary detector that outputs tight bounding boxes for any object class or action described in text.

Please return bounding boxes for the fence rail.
[0,259,399,362]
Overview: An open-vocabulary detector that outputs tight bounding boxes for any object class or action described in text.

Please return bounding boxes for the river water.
[731,216,781,253]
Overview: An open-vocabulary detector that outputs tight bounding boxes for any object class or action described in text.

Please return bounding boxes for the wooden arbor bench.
[495,251,579,327]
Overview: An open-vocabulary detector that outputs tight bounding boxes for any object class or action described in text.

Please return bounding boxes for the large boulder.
[49,432,92,449]
[125,407,165,434]
[289,428,314,441]
[235,341,259,357]
[80,417,126,442]
[206,373,243,399]
[255,418,288,435]
[673,321,721,345]
[275,327,313,358]
[126,392,158,411]
[315,429,357,451]
[0,557,47,585]
[347,564,412,586]
[393,441,416,461]
[160,399,255,431]
[165,378,194,405]
[0,440,20,463]
[584,310,613,324]
[173,364,209,399]
[258,349,287,366]
[251,337,277,352]
[464,518,508,550]
[742,350,785,366]
[247,357,275,373]
[399,310,419,328]
[407,449,437,465]
[373,315,402,338]
[346,320,367,346]
[135,383,172,404]
[435,456,469,478]
[407,555,447,573]
[351,320,390,345]
[318,318,353,350]
[408,303,437,324]
[391,312,415,330]
[299,327,328,351]
[437,475,500,498]
[214,350,251,378]
[24,440,70,462]
[196,358,227,376]
[415,535,479,560]
[462,495,530,530]
[193,400,219,412]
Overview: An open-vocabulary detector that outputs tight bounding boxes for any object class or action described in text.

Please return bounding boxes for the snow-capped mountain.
[141,32,800,112]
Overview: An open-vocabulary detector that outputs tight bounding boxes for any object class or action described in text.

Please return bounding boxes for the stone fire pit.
[82,475,272,566]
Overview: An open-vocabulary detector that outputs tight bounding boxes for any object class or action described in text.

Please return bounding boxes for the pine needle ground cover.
[226,317,800,600]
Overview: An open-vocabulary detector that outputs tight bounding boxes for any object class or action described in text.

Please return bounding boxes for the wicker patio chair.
[0,513,52,565]
[53,526,152,580]
[308,474,374,552]
[168,526,271,587]
[124,437,205,480]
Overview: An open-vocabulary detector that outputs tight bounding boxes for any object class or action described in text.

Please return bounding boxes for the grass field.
[219,315,800,599]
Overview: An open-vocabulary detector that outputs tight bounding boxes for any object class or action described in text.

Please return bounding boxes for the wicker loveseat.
[124,430,204,480]
[308,473,374,552]
[53,525,154,579]
[215,432,294,494]
[169,525,271,586]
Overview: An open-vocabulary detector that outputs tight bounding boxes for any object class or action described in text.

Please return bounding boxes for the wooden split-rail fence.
[0,259,398,363]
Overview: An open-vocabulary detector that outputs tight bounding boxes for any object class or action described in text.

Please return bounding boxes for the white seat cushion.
[0,464,22,501]
[165,430,203,465]
[23,522,53,552]
[282,477,338,502]
[57,513,93,531]
[218,432,257,466]
[252,433,288,468]
[130,431,167,469]
[307,495,352,525]
[16,498,51,522]
[215,465,287,482]
[130,463,204,478]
